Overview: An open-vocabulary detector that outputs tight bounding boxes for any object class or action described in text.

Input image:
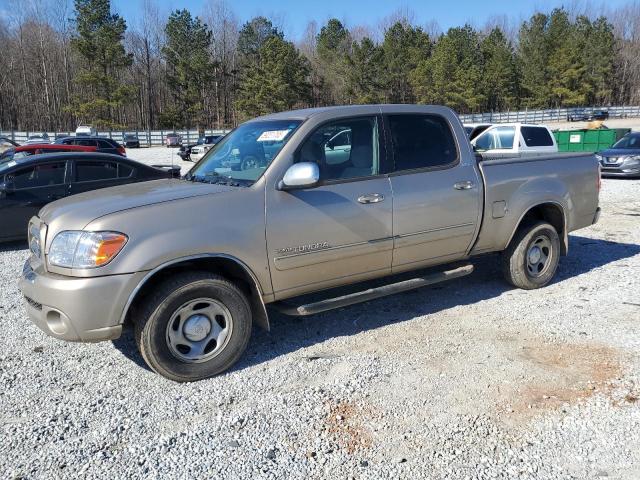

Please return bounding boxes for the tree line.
[1,0,640,131]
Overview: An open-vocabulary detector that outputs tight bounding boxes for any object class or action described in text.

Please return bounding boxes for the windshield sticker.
[257,130,291,142]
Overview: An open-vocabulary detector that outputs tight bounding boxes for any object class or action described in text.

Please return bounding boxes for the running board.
[273,264,474,316]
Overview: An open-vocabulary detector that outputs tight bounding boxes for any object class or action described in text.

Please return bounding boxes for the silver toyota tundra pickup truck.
[19,105,601,382]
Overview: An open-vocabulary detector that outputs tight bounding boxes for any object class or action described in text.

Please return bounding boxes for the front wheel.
[134,272,252,382]
[501,221,560,290]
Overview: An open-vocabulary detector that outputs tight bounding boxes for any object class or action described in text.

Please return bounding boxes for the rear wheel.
[134,272,252,382]
[501,221,560,290]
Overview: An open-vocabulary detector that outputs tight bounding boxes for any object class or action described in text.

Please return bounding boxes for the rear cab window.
[387,114,458,171]
[521,127,554,147]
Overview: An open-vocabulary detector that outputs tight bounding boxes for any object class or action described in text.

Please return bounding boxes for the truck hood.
[39,178,236,228]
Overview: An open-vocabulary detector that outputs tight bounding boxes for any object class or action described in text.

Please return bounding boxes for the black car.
[590,109,609,121]
[123,133,141,148]
[178,135,223,161]
[596,132,640,178]
[54,136,126,156]
[0,152,178,242]
[567,109,590,122]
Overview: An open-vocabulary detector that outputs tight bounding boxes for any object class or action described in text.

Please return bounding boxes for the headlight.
[595,154,603,161]
[623,155,640,166]
[49,231,128,268]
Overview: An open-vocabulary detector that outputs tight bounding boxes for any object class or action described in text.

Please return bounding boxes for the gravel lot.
[1,165,639,478]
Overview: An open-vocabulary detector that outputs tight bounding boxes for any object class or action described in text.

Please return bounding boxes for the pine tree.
[382,22,431,103]
[235,36,311,119]
[237,17,283,64]
[70,0,133,128]
[518,13,551,108]
[345,37,384,104]
[480,28,519,111]
[162,9,213,128]
[316,19,351,104]
[414,26,484,113]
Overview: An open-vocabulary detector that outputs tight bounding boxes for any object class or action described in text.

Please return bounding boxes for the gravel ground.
[1,176,639,479]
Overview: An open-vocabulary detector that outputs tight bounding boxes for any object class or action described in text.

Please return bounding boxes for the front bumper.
[19,260,145,343]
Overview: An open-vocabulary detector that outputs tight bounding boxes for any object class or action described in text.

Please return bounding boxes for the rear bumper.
[18,260,145,342]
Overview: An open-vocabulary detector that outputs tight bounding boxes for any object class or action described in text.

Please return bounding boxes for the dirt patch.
[324,401,376,454]
[500,341,623,419]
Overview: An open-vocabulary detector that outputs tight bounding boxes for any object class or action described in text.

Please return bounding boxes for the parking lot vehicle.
[76,125,97,137]
[567,109,590,122]
[463,123,492,140]
[54,136,126,156]
[182,135,223,161]
[24,133,50,145]
[0,152,178,242]
[471,123,558,158]
[165,133,182,147]
[596,131,640,178]
[589,109,609,121]
[0,143,98,161]
[0,137,20,154]
[123,134,141,148]
[19,105,600,382]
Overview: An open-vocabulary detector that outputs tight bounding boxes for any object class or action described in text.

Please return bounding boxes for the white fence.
[459,105,640,124]
[0,129,230,147]
[2,105,640,144]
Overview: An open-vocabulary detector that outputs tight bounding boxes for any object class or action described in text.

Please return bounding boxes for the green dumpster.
[553,128,631,153]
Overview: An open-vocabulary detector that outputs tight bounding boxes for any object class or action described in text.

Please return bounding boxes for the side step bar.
[273,264,474,316]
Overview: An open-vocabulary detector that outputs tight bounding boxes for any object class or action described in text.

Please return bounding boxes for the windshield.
[187,120,301,185]
[612,134,640,149]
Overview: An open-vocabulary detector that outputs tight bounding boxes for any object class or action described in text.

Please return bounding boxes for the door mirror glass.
[279,162,320,190]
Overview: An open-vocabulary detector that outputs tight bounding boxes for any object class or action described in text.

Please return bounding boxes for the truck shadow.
[112,235,640,374]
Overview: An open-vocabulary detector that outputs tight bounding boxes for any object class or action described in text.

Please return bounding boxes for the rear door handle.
[453,181,475,190]
[358,193,384,204]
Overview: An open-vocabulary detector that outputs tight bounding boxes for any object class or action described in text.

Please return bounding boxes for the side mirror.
[278,162,320,190]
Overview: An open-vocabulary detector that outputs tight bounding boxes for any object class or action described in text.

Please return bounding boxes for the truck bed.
[471,152,600,255]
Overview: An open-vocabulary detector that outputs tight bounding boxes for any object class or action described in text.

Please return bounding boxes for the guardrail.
[459,106,640,124]
[0,129,230,147]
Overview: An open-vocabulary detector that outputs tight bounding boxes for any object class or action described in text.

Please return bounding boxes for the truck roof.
[253,104,457,122]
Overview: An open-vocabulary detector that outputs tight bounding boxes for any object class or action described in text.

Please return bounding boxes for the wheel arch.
[120,254,270,331]
[506,202,568,255]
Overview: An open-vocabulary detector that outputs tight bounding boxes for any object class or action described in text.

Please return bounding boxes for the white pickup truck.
[470,123,558,158]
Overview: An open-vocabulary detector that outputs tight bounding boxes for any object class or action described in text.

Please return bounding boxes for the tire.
[501,221,560,290]
[134,272,252,382]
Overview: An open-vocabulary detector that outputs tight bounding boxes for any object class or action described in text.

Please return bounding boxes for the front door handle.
[358,193,385,204]
[453,181,475,190]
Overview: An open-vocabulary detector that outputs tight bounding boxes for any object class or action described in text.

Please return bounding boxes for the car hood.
[39,178,236,228]
[598,148,640,157]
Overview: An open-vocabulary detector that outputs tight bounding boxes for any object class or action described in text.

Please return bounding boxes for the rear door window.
[97,139,114,149]
[521,127,554,147]
[118,163,134,178]
[75,161,118,182]
[387,114,458,171]
[74,139,98,147]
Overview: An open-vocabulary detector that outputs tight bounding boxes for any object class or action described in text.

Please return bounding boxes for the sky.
[109,0,631,39]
